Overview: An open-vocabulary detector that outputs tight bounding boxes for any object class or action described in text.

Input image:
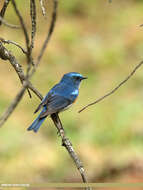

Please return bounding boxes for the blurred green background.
[1,0,143,188]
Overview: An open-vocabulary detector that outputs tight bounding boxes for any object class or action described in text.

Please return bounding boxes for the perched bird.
[27,72,87,132]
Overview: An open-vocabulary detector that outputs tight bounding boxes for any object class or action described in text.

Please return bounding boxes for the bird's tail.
[27,107,47,133]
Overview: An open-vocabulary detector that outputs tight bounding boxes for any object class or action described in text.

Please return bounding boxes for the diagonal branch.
[0,42,43,121]
[0,82,28,127]
[0,41,91,187]
[0,41,90,187]
[0,0,10,25]
[11,0,34,70]
[79,61,143,113]
[0,1,91,185]
[51,113,91,190]
[11,0,30,53]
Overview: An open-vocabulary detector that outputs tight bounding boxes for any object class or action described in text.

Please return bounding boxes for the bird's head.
[61,72,87,88]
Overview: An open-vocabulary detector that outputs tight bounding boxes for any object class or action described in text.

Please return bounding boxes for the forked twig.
[0,38,27,54]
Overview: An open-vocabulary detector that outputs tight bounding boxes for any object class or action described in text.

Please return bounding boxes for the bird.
[27,72,87,132]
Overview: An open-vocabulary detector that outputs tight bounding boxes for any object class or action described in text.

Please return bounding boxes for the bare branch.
[79,61,143,113]
[0,38,27,54]
[0,0,10,25]
[0,1,91,184]
[0,41,32,97]
[39,0,46,16]
[11,0,30,52]
[51,113,91,190]
[0,42,43,124]
[0,41,43,101]
[0,16,20,29]
[0,82,28,127]
[30,0,37,50]
[0,0,58,125]
[28,83,43,100]
[11,0,34,76]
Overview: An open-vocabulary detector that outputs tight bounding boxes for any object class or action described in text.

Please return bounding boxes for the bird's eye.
[75,76,80,80]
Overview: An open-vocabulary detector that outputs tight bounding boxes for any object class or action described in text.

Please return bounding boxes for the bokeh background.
[1,0,143,189]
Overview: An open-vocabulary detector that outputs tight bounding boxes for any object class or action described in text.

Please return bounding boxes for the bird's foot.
[57,128,65,137]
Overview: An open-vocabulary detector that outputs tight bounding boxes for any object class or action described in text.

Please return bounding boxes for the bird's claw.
[57,129,65,137]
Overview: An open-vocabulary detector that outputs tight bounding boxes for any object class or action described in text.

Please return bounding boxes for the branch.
[11,0,34,70]
[51,113,91,190]
[0,41,43,101]
[0,41,90,187]
[0,1,91,184]
[11,0,30,52]
[79,61,143,113]
[0,41,32,97]
[0,16,20,29]
[39,0,46,16]
[0,0,10,25]
[0,42,91,187]
[30,0,36,50]
[0,0,58,126]
[0,38,27,54]
[0,82,28,127]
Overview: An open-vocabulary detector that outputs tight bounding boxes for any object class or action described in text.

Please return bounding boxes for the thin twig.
[0,82,28,127]
[0,0,10,25]
[39,0,46,16]
[30,0,36,50]
[0,16,20,29]
[28,83,43,100]
[11,0,33,82]
[0,38,27,54]
[11,0,30,52]
[51,113,91,190]
[79,61,143,113]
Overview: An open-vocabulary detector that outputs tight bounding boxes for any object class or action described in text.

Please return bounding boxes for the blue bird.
[27,72,87,132]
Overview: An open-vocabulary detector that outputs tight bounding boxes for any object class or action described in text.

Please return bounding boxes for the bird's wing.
[34,93,52,114]
[39,95,72,118]
[34,83,62,114]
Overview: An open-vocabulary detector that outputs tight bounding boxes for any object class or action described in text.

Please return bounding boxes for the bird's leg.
[51,113,65,137]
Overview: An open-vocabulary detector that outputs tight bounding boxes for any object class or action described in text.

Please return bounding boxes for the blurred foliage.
[1,0,143,186]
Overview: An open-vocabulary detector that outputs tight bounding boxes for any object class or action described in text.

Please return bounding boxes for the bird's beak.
[82,76,87,80]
